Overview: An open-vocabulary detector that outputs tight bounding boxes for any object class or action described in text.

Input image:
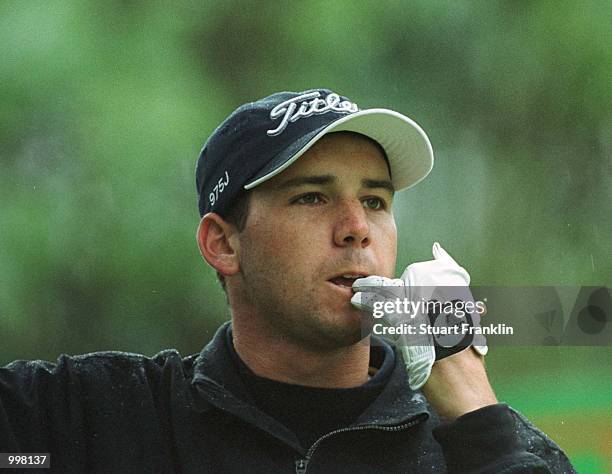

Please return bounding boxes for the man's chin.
[307,327,366,351]
[306,311,371,350]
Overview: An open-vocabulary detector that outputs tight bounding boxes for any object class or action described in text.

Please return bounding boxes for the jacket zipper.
[294,415,424,474]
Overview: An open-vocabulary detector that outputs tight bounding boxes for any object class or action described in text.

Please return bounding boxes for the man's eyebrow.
[276,175,336,189]
[275,175,395,194]
[362,179,395,194]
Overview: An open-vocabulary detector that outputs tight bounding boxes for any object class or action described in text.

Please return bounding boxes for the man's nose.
[333,199,370,248]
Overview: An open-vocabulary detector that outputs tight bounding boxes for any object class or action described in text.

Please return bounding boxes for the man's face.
[233,133,397,350]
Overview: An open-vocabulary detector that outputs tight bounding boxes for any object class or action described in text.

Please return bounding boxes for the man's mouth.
[328,273,368,288]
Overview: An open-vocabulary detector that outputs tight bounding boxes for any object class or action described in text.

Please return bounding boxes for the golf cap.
[196,89,434,217]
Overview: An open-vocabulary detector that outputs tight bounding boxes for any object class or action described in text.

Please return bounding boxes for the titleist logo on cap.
[266,91,359,137]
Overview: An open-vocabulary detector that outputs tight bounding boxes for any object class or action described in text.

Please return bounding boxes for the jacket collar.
[191,322,430,450]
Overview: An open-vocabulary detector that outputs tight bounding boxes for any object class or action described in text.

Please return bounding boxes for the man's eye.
[295,193,323,205]
[363,197,384,210]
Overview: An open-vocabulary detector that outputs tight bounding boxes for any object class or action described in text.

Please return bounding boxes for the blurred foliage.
[1,1,610,470]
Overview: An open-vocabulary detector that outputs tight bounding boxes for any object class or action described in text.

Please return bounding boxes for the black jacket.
[0,322,574,473]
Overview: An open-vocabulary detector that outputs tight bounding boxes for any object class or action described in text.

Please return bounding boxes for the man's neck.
[231,317,371,389]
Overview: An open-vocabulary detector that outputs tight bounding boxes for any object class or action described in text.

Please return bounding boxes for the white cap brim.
[245,108,434,191]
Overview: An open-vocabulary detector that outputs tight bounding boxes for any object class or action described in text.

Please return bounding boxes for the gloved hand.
[351,243,487,390]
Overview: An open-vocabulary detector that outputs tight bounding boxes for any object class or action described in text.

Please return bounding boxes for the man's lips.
[327,273,369,294]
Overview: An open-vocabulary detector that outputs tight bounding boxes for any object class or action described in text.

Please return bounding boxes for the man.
[0,89,574,473]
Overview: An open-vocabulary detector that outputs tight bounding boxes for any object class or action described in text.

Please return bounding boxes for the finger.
[352,275,403,289]
[352,277,404,301]
[350,292,368,311]
[432,241,443,259]
[350,291,385,312]
[432,242,459,266]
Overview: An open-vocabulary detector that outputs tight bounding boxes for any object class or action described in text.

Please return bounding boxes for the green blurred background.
[1,1,610,471]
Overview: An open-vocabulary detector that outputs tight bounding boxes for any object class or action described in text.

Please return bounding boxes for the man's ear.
[196,213,240,277]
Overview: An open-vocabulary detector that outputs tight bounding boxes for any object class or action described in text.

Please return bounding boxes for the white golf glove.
[351,243,487,390]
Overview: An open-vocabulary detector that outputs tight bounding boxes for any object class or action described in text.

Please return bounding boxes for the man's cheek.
[386,225,398,274]
[373,233,397,277]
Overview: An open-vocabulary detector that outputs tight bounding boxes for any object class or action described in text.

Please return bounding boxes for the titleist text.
[267,91,358,136]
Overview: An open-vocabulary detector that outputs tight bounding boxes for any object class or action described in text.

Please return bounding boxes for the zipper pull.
[295,458,308,474]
